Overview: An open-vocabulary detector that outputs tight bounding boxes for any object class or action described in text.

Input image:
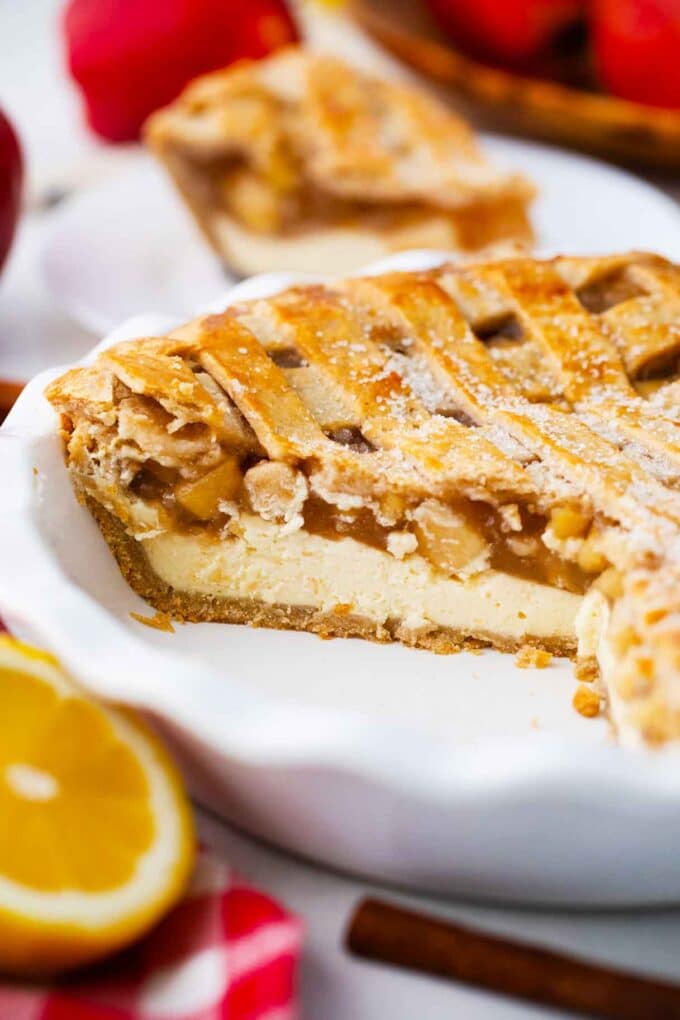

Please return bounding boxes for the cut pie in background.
[144,47,535,276]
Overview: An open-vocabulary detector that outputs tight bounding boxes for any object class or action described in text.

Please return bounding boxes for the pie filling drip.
[46,251,680,745]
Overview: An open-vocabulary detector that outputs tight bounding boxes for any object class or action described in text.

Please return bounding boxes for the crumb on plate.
[130,610,175,633]
[573,683,602,718]
[515,645,553,669]
[575,657,599,683]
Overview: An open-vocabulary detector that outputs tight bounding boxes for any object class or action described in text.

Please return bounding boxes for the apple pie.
[46,251,680,746]
[144,47,535,276]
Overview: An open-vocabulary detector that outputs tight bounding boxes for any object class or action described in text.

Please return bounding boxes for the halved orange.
[0,636,195,976]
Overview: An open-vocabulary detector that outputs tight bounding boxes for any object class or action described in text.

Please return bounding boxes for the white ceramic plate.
[5,252,680,908]
[41,139,680,333]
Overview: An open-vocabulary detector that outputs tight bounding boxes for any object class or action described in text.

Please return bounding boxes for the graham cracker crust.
[85,495,577,658]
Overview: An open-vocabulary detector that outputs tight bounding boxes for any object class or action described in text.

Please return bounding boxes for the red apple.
[426,0,588,66]
[63,0,299,142]
[0,108,22,278]
[593,0,680,108]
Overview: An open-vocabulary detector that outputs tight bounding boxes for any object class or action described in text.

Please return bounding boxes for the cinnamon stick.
[0,379,23,424]
[346,898,680,1019]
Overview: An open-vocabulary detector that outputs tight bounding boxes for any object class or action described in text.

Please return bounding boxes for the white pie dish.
[4,250,680,907]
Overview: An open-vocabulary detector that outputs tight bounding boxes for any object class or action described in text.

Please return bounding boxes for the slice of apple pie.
[47,252,680,745]
[144,47,534,275]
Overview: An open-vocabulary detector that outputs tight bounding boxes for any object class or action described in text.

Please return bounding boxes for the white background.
[3,1,680,1016]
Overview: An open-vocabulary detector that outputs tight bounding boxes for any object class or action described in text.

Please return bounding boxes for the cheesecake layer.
[142,513,581,647]
[213,214,457,277]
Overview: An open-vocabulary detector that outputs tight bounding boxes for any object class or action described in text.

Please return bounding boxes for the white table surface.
[3,2,680,1016]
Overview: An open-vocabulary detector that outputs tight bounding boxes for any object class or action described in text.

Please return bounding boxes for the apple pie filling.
[137,456,599,593]
[63,373,605,606]
[206,153,532,254]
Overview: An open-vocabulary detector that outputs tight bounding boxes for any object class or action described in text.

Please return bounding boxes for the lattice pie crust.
[47,252,680,745]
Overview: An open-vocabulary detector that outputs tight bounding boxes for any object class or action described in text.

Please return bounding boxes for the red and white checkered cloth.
[0,848,302,1020]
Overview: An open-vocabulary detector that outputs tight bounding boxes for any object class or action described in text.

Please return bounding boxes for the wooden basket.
[352,0,680,170]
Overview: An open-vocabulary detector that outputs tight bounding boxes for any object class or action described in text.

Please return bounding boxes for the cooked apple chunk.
[175,456,242,520]
[412,500,490,578]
